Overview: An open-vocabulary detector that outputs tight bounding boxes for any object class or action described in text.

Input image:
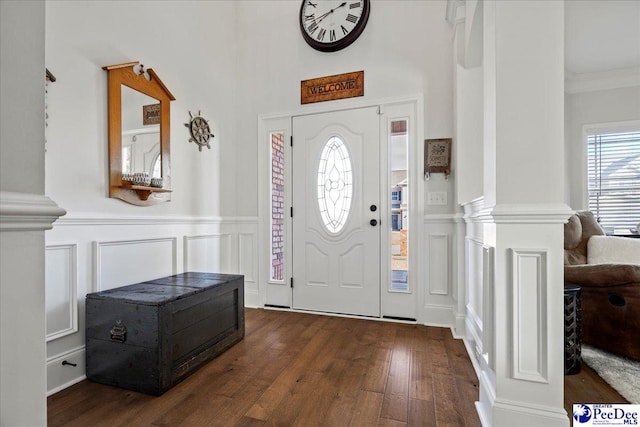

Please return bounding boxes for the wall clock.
[184,111,214,151]
[300,0,370,52]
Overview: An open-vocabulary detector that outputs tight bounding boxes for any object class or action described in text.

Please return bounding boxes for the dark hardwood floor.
[48,309,481,426]
[564,363,628,416]
[48,308,624,426]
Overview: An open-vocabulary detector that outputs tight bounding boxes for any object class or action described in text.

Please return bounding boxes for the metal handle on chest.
[110,320,127,343]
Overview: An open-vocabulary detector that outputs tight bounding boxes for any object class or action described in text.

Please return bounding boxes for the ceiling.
[565,0,640,74]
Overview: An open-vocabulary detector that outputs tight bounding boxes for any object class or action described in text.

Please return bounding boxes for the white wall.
[43,1,261,395]
[564,86,640,209]
[234,0,455,217]
[455,64,484,205]
[45,0,238,217]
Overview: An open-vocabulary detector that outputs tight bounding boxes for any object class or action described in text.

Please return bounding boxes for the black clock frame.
[299,0,370,52]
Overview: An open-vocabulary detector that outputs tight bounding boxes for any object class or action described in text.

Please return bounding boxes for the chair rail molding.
[0,191,66,231]
[54,213,258,227]
[489,203,573,224]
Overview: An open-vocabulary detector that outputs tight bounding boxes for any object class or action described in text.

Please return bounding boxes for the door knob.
[370,219,378,226]
[370,205,377,212]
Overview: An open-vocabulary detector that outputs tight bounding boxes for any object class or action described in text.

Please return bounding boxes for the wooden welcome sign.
[301,71,364,104]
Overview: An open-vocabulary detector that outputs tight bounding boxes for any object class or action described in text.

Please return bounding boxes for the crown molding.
[565,67,640,94]
[0,191,66,231]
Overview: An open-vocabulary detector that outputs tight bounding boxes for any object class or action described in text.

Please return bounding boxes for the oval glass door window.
[317,136,353,234]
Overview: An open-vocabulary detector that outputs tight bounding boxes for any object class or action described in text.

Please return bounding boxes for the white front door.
[292,107,380,317]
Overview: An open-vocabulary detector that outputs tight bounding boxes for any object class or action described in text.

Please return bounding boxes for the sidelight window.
[270,131,285,281]
[390,119,409,292]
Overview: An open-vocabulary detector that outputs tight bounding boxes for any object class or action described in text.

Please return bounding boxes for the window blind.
[587,131,640,230]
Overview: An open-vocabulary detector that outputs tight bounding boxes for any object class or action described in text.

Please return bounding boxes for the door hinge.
[290,136,293,147]
[290,277,294,288]
[290,207,294,217]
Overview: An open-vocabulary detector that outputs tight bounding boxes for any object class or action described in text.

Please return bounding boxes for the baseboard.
[493,399,569,427]
[451,312,466,339]
[421,303,455,328]
[244,289,260,308]
[47,346,86,396]
[475,401,492,427]
[465,336,570,427]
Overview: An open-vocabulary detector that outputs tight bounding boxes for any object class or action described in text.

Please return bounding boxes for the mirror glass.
[121,85,161,178]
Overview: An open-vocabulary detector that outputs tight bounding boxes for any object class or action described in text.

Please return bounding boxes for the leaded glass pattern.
[317,136,353,234]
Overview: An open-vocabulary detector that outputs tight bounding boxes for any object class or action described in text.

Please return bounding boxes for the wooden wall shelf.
[117,184,172,201]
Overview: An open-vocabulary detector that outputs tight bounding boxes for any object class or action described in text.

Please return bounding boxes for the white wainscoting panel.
[45,244,78,341]
[422,217,456,327]
[184,234,233,274]
[239,232,256,284]
[510,248,549,383]
[481,244,495,370]
[46,346,85,396]
[93,238,177,291]
[428,233,450,296]
[465,237,484,361]
[239,230,259,307]
[46,216,259,396]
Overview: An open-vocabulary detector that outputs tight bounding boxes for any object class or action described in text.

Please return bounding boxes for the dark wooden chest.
[86,272,244,395]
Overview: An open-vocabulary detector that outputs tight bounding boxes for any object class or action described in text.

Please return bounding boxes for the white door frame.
[257,94,424,320]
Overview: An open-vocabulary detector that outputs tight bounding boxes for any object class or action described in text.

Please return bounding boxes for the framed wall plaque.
[424,138,452,179]
[301,71,364,105]
[143,103,161,125]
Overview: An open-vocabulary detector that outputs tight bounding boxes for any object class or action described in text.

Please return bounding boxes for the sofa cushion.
[564,214,582,250]
[565,263,640,286]
[587,235,640,265]
[564,211,605,265]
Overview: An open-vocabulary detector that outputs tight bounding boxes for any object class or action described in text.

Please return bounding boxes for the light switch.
[427,191,448,205]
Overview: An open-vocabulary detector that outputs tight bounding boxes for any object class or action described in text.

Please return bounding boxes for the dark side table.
[564,283,582,375]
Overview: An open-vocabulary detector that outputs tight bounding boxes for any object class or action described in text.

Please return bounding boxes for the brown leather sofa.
[564,211,640,361]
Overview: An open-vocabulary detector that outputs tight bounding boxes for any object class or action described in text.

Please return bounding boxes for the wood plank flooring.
[564,363,628,416]
[48,308,625,426]
[48,309,481,427]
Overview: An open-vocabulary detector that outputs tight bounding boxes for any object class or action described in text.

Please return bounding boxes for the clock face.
[300,0,370,52]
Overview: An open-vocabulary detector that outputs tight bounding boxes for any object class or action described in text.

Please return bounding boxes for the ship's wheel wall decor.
[184,111,214,151]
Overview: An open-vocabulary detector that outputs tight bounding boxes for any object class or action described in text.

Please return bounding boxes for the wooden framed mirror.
[103,61,175,206]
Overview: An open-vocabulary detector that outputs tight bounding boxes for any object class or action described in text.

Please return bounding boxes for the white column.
[1,2,65,426]
[477,1,572,426]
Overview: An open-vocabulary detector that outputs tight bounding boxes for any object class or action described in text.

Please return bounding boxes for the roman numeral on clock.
[330,29,336,41]
[307,21,318,34]
[317,28,326,41]
[341,25,349,35]
[346,14,358,24]
[349,2,361,9]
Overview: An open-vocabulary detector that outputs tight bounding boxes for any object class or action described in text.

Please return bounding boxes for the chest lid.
[86,282,200,305]
[86,272,244,306]
[147,272,243,288]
